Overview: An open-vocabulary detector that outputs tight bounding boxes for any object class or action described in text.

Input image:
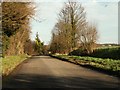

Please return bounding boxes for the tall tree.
[50,0,98,54]
[2,2,34,37]
[2,2,35,56]
[66,1,86,49]
[50,0,87,54]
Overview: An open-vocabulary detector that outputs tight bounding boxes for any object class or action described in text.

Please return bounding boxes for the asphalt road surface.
[3,56,120,89]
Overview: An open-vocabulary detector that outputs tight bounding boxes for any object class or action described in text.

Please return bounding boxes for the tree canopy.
[2,2,35,56]
[50,1,98,54]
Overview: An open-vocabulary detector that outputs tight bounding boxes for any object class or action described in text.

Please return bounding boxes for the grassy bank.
[2,54,29,76]
[52,55,120,77]
[0,59,1,75]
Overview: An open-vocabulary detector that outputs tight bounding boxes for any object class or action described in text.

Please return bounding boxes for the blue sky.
[30,0,119,45]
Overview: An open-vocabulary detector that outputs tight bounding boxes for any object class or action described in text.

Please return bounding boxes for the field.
[52,54,120,77]
[2,55,29,76]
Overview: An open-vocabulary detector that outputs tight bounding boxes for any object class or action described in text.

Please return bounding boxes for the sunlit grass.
[2,54,28,76]
[53,55,120,74]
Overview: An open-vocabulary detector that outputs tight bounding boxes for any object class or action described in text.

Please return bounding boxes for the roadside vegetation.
[90,47,120,60]
[52,54,120,77]
[69,46,120,60]
[48,1,120,77]
[1,2,46,77]
[2,55,28,76]
[0,59,1,75]
[1,2,35,77]
[51,46,120,76]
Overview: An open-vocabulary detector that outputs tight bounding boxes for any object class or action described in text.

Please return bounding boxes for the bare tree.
[80,23,98,54]
[50,0,86,54]
[66,1,86,49]
[50,0,98,55]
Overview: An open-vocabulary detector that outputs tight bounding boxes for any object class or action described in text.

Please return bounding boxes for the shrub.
[69,48,89,56]
[69,47,120,60]
[90,47,120,60]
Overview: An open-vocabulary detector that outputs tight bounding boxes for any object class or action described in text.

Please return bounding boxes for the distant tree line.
[50,1,98,55]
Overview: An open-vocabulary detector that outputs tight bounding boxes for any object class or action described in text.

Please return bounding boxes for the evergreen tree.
[35,32,44,55]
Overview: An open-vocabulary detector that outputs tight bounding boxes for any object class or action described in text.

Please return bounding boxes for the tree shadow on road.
[2,73,120,90]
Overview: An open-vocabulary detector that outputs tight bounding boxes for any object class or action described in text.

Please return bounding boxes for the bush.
[69,48,88,56]
[90,47,120,60]
[69,47,120,60]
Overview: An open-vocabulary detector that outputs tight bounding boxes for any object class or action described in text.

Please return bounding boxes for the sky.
[30,0,119,45]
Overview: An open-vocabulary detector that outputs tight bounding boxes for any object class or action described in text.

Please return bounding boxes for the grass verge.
[2,54,29,76]
[51,54,120,77]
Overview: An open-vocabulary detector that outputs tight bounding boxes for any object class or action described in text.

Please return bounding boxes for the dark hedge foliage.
[69,47,120,60]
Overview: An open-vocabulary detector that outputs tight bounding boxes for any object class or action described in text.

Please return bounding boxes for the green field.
[2,55,29,76]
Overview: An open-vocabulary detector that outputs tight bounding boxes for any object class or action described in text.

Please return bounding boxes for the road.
[3,56,120,89]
